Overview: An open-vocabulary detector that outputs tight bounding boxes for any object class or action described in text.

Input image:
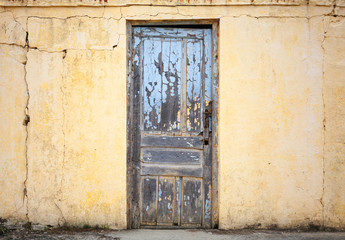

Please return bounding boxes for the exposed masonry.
[1,4,343,227]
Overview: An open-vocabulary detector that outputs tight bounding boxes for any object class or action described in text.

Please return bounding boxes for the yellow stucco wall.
[0,0,344,230]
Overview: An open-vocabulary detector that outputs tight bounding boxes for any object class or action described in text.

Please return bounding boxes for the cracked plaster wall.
[0,1,344,230]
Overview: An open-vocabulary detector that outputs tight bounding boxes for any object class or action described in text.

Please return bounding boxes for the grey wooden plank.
[141,176,158,224]
[203,99,212,229]
[134,27,204,39]
[211,22,219,229]
[204,29,212,104]
[140,224,202,229]
[180,39,187,133]
[202,28,213,229]
[203,139,212,228]
[157,177,175,224]
[126,22,133,229]
[141,164,203,178]
[182,178,203,224]
[142,38,162,132]
[130,30,143,229]
[161,39,182,132]
[141,135,203,149]
[174,177,181,225]
[186,39,203,133]
[141,148,202,165]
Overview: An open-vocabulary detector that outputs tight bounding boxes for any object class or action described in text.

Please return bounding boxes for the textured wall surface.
[323,16,345,229]
[219,16,324,229]
[0,0,344,230]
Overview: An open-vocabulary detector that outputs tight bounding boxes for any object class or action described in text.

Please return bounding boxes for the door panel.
[186,39,203,133]
[141,176,157,224]
[132,26,213,228]
[182,178,203,224]
[161,39,182,132]
[141,164,203,178]
[142,38,162,132]
[157,177,175,224]
[141,148,202,164]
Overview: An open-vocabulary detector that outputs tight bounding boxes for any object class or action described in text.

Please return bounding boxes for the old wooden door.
[129,26,215,228]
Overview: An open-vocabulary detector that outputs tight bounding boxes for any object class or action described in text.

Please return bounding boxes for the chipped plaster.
[0,2,344,230]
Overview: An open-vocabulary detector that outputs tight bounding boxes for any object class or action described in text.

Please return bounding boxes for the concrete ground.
[1,229,345,240]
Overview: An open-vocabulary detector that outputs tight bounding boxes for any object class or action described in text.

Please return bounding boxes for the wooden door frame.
[126,20,219,229]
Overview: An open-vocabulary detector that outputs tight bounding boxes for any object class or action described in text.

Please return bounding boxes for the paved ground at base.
[1,229,345,240]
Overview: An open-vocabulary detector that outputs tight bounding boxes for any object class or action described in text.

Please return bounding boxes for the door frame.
[126,20,219,229]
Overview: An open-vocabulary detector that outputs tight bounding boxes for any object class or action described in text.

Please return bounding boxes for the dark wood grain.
[141,176,158,224]
[141,164,203,178]
[141,135,203,149]
[142,37,162,132]
[211,22,219,229]
[161,39,182,132]
[157,177,175,224]
[141,148,202,164]
[174,177,181,225]
[130,26,143,229]
[182,178,202,224]
[134,27,204,39]
[186,39,203,133]
[126,22,132,229]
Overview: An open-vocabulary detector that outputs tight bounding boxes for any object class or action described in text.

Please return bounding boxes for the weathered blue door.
[130,26,213,228]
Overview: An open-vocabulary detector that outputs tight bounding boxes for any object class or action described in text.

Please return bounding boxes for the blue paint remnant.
[158,182,162,199]
[143,39,162,131]
[205,199,211,219]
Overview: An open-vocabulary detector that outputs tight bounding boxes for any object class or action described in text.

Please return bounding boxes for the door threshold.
[140,225,203,230]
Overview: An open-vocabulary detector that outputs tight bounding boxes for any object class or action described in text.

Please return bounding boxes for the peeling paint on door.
[128,25,216,228]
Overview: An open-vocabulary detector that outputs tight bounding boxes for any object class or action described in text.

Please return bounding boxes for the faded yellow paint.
[85,191,102,208]
[219,16,324,229]
[0,0,344,231]
[0,44,27,223]
[323,16,345,229]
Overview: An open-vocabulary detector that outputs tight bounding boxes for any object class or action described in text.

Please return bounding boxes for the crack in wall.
[0,42,26,48]
[23,16,122,52]
[0,43,120,53]
[4,10,27,35]
[123,10,337,20]
[2,1,345,9]
[22,28,30,224]
[2,1,330,8]
[58,49,67,226]
[320,16,328,229]
[331,0,337,16]
[27,15,122,21]
[54,202,66,226]
[3,5,343,24]
[4,39,31,221]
